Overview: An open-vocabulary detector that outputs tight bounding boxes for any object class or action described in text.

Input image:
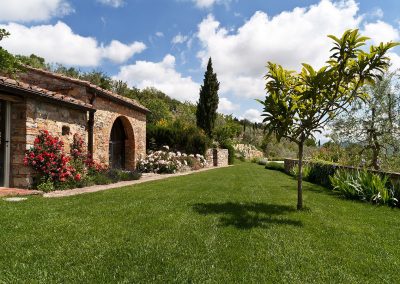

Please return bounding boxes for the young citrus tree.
[257,29,398,210]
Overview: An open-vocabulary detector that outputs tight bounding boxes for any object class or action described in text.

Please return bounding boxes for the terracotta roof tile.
[0,76,93,110]
[25,66,149,113]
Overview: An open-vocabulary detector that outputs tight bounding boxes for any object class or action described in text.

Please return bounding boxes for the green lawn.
[1,162,399,283]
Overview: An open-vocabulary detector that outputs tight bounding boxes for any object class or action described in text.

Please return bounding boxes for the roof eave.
[0,83,93,112]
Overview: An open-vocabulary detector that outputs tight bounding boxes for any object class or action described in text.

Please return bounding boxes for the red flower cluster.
[24,130,77,182]
[71,133,85,160]
[85,154,107,172]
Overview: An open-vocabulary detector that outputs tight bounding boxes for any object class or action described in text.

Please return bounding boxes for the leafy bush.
[37,178,55,192]
[24,130,76,182]
[265,162,285,172]
[389,180,400,208]
[290,164,311,180]
[90,172,112,185]
[329,170,362,199]
[147,121,210,155]
[305,161,337,188]
[330,170,397,206]
[107,169,142,182]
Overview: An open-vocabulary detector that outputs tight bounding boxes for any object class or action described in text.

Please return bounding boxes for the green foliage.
[196,57,220,137]
[80,70,113,90]
[107,169,142,182]
[290,165,311,180]
[0,29,21,75]
[213,116,241,144]
[15,54,48,69]
[330,170,397,206]
[144,98,173,124]
[2,162,400,283]
[36,178,55,192]
[331,72,400,170]
[258,29,398,209]
[329,170,362,199]
[90,172,112,185]
[304,162,337,188]
[174,102,197,125]
[265,162,285,172]
[52,64,80,78]
[147,120,210,155]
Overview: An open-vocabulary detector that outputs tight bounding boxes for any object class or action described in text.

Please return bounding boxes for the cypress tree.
[196,57,219,138]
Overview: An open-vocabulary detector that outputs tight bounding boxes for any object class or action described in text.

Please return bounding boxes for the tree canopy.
[0,29,21,75]
[331,72,400,170]
[196,57,220,138]
[258,29,398,209]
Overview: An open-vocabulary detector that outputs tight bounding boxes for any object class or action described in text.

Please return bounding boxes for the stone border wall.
[284,158,400,182]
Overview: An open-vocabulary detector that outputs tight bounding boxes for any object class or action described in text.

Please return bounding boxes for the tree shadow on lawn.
[192,202,302,229]
[280,183,338,196]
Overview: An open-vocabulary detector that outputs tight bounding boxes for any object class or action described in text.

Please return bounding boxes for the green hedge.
[147,121,210,155]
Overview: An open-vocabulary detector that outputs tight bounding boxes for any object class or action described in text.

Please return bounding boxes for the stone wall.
[93,96,146,169]
[11,98,89,188]
[205,148,229,167]
[24,68,147,168]
[234,143,264,160]
[18,70,90,104]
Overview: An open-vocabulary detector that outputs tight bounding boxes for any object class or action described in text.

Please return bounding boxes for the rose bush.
[24,130,77,182]
[25,130,141,191]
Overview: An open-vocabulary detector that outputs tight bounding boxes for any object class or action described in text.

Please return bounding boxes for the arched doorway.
[109,117,126,169]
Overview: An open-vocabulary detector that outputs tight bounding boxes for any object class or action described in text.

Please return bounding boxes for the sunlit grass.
[0,162,399,283]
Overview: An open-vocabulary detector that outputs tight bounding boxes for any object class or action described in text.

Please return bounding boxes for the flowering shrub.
[24,130,76,182]
[25,130,140,191]
[71,133,85,160]
[85,154,107,173]
[137,146,207,174]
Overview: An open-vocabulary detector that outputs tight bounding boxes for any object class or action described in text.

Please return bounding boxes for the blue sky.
[1,0,400,124]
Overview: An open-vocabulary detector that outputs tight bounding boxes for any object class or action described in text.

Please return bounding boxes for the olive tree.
[331,72,400,170]
[257,29,398,210]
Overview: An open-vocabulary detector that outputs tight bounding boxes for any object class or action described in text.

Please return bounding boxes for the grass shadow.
[192,202,302,229]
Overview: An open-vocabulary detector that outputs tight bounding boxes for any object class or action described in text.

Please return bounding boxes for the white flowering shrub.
[137,146,207,174]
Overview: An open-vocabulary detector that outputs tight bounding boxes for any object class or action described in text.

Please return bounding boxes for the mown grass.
[0,162,399,283]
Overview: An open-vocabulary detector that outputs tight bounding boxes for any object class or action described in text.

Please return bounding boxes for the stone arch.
[108,116,135,170]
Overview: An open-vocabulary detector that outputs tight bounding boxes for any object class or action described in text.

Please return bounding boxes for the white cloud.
[172,33,189,44]
[388,52,400,71]
[102,40,146,64]
[115,55,200,102]
[155,32,164,37]
[0,21,145,66]
[196,0,363,99]
[193,0,231,9]
[218,97,239,113]
[97,0,125,8]
[363,20,399,45]
[243,109,262,123]
[196,0,400,103]
[370,8,384,19]
[0,0,73,22]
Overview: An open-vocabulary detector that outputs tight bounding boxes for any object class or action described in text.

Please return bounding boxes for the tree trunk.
[297,141,304,210]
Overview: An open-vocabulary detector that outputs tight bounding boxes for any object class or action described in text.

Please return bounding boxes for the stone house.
[0,67,148,188]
